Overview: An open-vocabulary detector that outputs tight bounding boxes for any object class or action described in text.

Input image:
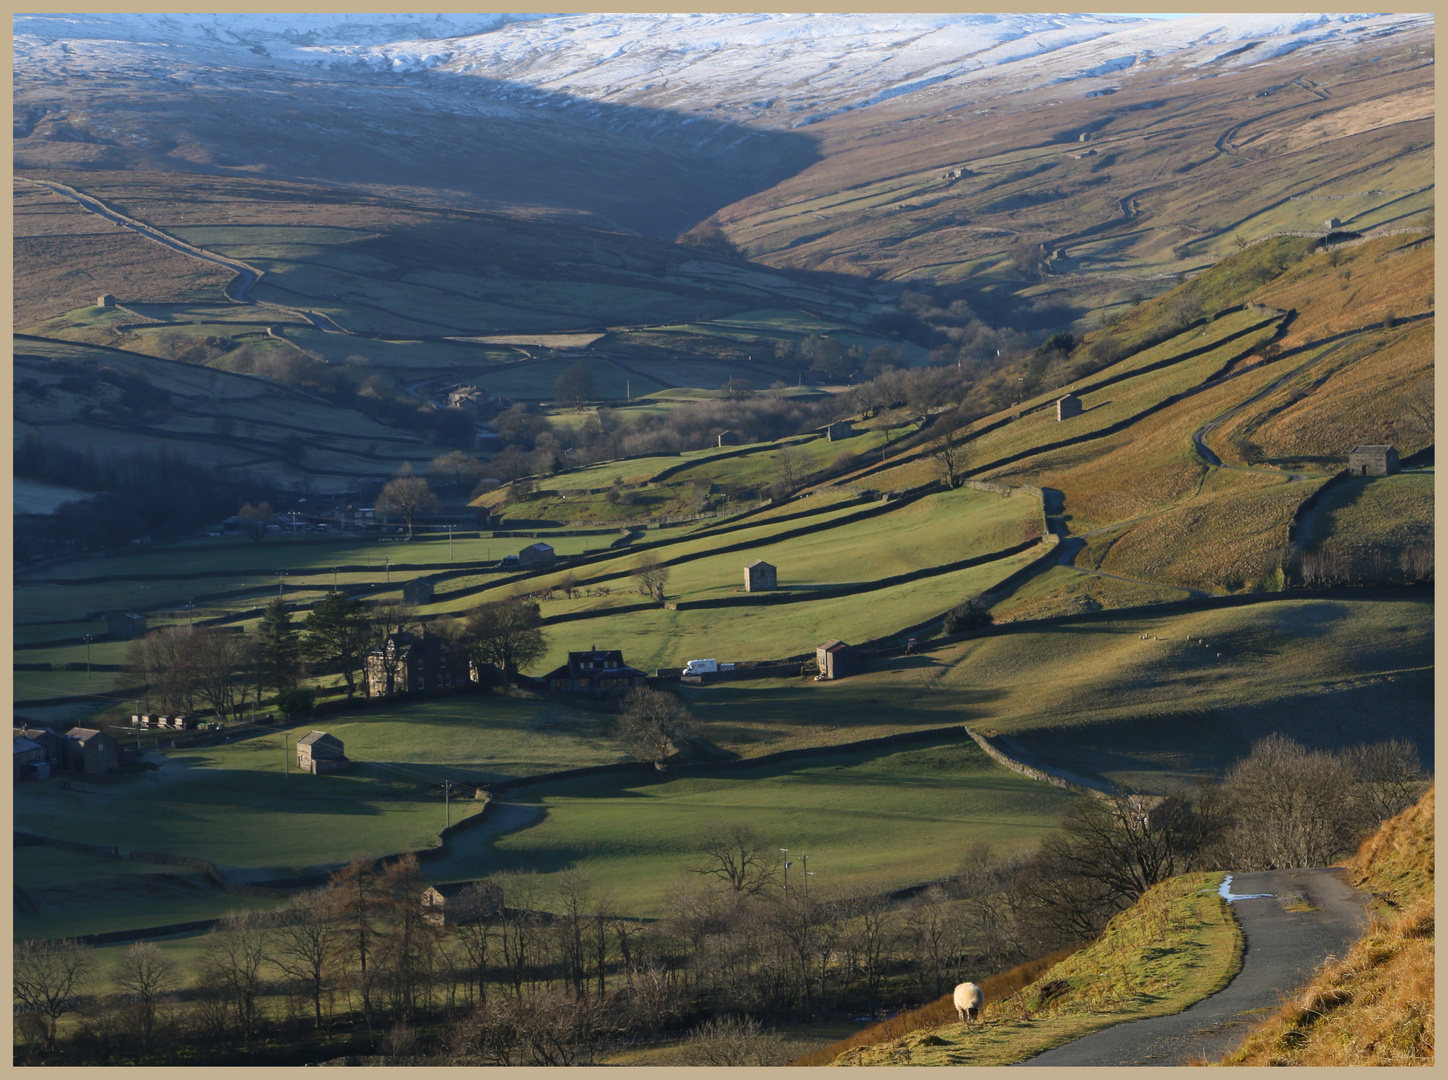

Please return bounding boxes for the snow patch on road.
[1219,874,1275,902]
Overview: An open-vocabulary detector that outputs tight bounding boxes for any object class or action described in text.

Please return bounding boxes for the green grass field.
[1307,472,1434,555]
[466,736,1078,916]
[12,847,285,940]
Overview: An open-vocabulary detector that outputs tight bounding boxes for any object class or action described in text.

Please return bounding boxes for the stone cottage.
[542,648,648,694]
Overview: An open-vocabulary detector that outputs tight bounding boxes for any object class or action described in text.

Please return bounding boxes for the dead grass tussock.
[1215,321,1434,463]
[1250,235,1433,351]
[1220,787,1434,1066]
[993,363,1288,531]
[1310,473,1434,559]
[1103,477,1311,592]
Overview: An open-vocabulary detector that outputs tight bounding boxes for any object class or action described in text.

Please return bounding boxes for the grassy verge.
[833,871,1240,1065]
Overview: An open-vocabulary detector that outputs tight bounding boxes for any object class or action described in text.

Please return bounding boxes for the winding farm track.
[1019,868,1372,1067]
[20,176,263,302]
[18,176,352,333]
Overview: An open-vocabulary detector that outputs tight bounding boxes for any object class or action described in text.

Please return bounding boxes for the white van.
[682,658,718,676]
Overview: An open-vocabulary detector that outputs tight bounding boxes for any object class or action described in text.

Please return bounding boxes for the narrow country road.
[1019,868,1371,1066]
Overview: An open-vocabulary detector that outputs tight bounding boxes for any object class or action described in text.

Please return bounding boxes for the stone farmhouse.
[366,626,472,696]
[744,560,777,592]
[1347,444,1399,476]
[542,648,648,694]
[297,731,349,775]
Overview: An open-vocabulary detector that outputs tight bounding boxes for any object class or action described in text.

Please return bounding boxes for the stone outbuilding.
[518,542,556,568]
[61,728,120,775]
[402,578,436,606]
[1347,445,1399,476]
[744,560,777,592]
[717,430,741,447]
[1325,217,1341,230]
[14,737,48,781]
[1056,393,1083,421]
[816,640,862,680]
[297,731,349,775]
[422,880,503,927]
[108,612,148,640]
[15,726,62,767]
[826,420,855,442]
[367,625,472,697]
[542,648,648,694]
[97,294,115,308]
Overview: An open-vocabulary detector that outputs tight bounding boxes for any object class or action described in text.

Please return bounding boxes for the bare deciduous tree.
[378,464,440,541]
[679,1014,791,1066]
[271,890,340,1030]
[13,938,92,1052]
[631,554,671,605]
[689,822,780,896]
[113,941,179,1053]
[616,686,694,768]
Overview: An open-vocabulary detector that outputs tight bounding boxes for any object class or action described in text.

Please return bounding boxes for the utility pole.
[445,780,451,829]
[780,848,790,897]
[284,734,289,777]
[333,567,339,592]
[84,635,92,679]
[448,526,453,562]
[278,572,285,598]
[386,559,391,584]
[802,853,810,897]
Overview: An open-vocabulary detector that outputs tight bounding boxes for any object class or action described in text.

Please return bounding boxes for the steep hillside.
[1219,786,1434,1066]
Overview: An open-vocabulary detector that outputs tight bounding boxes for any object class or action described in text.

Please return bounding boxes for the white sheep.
[953,981,984,1025]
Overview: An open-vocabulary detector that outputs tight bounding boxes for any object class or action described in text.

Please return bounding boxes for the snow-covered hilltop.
[14,12,1433,128]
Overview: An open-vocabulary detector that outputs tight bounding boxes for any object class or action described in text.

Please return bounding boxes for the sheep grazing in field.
[954,981,984,1025]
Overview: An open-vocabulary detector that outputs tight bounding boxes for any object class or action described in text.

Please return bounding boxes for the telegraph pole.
[445,780,451,829]
[780,848,789,897]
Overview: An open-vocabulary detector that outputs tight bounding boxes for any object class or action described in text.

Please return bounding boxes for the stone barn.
[1347,445,1399,476]
[816,640,862,680]
[61,728,119,775]
[1325,217,1341,230]
[422,880,503,927]
[108,612,148,640]
[1056,393,1083,421]
[826,420,855,442]
[403,577,436,605]
[297,731,349,775]
[717,430,741,447]
[744,560,777,592]
[518,542,556,568]
[97,294,115,308]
